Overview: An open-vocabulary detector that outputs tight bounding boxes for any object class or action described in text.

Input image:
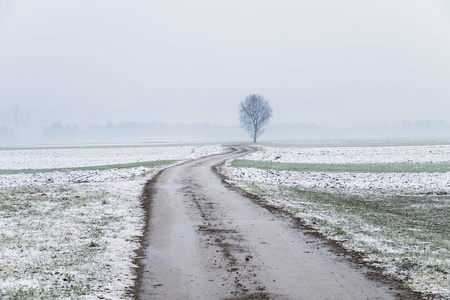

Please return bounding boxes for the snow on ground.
[0,144,225,299]
[0,167,151,188]
[220,144,450,299]
[246,144,450,164]
[0,144,224,170]
[0,175,155,299]
[223,167,450,193]
[230,144,450,193]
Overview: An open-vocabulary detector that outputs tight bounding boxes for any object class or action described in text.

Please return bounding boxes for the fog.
[1,0,450,143]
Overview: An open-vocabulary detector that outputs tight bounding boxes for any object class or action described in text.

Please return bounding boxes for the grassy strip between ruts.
[0,160,176,175]
[232,159,450,173]
[238,181,450,299]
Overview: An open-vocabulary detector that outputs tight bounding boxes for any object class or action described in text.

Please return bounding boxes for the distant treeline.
[1,120,449,145]
[42,121,247,143]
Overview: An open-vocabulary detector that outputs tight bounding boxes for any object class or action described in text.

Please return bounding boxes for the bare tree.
[239,94,273,143]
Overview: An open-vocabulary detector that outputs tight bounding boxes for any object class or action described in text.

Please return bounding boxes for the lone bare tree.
[239,94,273,143]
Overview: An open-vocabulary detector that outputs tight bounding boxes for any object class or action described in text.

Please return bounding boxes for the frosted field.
[245,144,450,164]
[0,144,223,171]
[225,167,450,194]
[220,144,450,299]
[231,144,450,194]
[0,144,224,299]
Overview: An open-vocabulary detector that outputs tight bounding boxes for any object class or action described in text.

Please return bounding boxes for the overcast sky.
[1,0,450,130]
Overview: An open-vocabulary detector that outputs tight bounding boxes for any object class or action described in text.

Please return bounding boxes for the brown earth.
[133,147,423,300]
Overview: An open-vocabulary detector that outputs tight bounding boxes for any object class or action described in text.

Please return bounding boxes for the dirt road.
[135,147,414,299]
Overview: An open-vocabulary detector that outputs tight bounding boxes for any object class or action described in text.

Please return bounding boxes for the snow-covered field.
[0,167,154,188]
[0,144,224,299]
[0,144,223,171]
[2,143,449,298]
[245,144,450,164]
[230,144,450,194]
[220,144,450,299]
[224,168,450,194]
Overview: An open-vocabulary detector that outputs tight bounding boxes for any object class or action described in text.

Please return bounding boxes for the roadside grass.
[0,181,146,299]
[232,159,450,173]
[238,181,450,299]
[0,160,175,175]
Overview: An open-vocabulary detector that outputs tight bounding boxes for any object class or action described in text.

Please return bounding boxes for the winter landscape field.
[0,144,224,299]
[0,142,449,299]
[220,143,450,299]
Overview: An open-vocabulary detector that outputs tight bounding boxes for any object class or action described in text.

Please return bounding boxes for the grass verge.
[236,181,450,299]
[0,160,175,175]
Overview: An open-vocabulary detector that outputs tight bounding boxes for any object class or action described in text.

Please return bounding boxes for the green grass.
[285,188,449,244]
[0,160,175,175]
[232,159,450,173]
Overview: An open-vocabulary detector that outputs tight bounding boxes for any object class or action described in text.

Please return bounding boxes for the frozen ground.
[245,144,450,164]
[0,144,224,299]
[229,144,450,194]
[0,178,153,299]
[223,168,450,194]
[0,167,152,188]
[219,144,450,299]
[0,144,224,170]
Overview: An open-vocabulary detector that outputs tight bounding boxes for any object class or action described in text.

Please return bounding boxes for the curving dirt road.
[135,147,416,299]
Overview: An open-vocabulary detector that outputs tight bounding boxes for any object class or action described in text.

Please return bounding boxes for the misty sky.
[1,0,450,130]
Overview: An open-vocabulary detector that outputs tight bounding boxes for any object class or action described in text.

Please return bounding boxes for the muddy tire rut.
[134,147,419,300]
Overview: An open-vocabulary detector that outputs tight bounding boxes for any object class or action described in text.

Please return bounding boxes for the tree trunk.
[253,131,257,143]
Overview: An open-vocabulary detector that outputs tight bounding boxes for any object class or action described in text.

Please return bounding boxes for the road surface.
[135,147,416,299]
